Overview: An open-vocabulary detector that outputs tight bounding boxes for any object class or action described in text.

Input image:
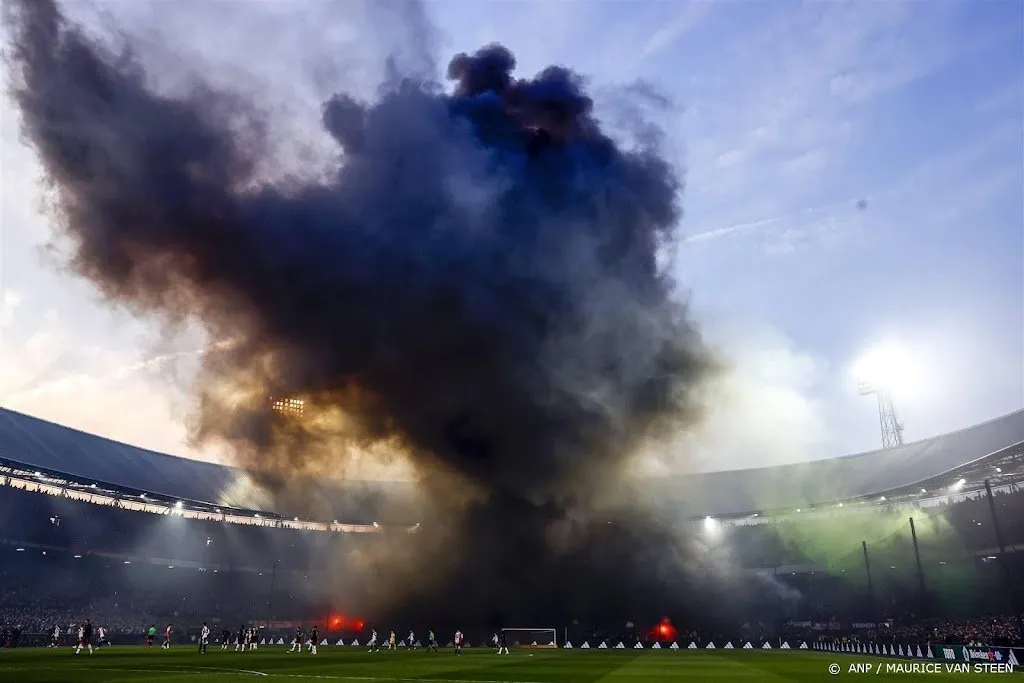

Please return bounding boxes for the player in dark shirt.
[289,627,304,653]
[236,625,246,652]
[498,630,509,655]
[75,619,93,655]
[308,625,319,655]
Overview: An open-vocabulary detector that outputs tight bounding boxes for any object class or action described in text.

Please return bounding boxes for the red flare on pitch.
[652,618,676,641]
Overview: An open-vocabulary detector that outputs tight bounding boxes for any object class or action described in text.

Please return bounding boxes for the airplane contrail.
[1,339,238,402]
[683,192,885,245]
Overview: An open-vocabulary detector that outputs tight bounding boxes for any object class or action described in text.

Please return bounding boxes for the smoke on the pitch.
[6,0,720,623]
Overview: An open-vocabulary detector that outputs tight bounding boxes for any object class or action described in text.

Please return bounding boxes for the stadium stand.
[1,407,1022,647]
[2,407,1020,520]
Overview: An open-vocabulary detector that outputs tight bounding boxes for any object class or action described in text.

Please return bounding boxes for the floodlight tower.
[857,380,904,449]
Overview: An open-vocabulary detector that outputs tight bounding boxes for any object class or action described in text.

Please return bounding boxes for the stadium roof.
[1,406,1021,519]
[0,408,274,512]
[654,409,1024,517]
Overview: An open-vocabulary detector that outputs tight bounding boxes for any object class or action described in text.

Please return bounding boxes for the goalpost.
[501,628,557,649]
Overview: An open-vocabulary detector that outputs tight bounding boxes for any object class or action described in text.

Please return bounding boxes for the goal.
[501,628,557,648]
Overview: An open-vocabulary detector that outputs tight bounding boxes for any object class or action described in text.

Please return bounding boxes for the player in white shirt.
[454,630,463,655]
[199,623,210,654]
[408,630,417,649]
[367,629,378,652]
[492,633,499,652]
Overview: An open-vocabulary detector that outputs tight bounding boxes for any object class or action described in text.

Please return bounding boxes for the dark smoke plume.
[6,0,719,623]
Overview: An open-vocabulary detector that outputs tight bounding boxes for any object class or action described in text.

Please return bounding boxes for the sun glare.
[851,343,920,396]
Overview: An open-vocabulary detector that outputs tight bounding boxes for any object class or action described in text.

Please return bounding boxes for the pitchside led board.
[930,644,1023,666]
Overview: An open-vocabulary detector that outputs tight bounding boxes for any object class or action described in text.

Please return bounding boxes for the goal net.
[501,628,557,648]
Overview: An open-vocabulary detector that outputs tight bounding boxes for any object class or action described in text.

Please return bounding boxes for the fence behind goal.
[501,628,557,648]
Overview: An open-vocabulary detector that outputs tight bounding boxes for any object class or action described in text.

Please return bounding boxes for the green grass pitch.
[0,646,1000,682]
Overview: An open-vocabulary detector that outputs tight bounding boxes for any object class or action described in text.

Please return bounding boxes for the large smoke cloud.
[6,0,722,624]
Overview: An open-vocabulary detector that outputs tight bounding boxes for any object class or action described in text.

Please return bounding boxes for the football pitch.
[0,647,1007,682]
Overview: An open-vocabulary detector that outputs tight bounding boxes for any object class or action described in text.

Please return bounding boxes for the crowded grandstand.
[1,407,1021,651]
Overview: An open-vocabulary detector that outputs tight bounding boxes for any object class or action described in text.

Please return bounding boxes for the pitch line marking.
[268,676,547,683]
[0,664,269,677]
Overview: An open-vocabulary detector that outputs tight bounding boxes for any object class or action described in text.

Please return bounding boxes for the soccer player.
[388,630,397,651]
[250,626,259,651]
[235,625,246,652]
[454,630,463,655]
[427,629,437,652]
[97,626,108,648]
[199,623,210,654]
[408,629,417,649]
[308,625,318,655]
[220,629,230,649]
[147,624,157,647]
[492,632,499,652]
[50,625,60,648]
[367,629,378,652]
[74,619,93,655]
[289,626,304,653]
[163,624,173,649]
[498,630,509,655]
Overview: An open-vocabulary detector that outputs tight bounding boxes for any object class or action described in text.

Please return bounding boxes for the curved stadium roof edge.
[653,409,1023,516]
[1,406,1022,518]
[693,409,1023,476]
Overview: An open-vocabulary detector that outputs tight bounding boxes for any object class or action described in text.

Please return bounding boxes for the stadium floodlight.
[174,501,184,510]
[852,343,914,449]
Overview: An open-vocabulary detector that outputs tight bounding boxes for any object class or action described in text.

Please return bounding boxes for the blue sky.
[0,0,1021,475]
